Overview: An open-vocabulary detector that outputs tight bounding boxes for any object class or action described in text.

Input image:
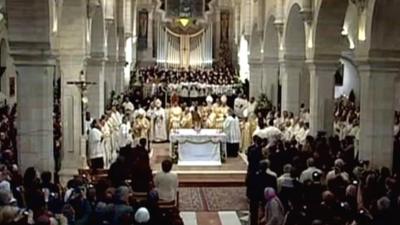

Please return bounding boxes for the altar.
[170,129,227,166]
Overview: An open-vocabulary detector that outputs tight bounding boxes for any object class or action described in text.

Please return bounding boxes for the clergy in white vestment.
[147,102,156,142]
[260,120,283,144]
[223,109,241,157]
[118,116,132,148]
[247,97,257,119]
[282,121,293,141]
[122,97,134,113]
[153,99,168,142]
[88,120,104,169]
[111,107,123,147]
[295,122,310,146]
[101,115,113,169]
[234,94,248,118]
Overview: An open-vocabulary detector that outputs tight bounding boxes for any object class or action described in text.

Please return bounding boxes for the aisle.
[180,211,248,225]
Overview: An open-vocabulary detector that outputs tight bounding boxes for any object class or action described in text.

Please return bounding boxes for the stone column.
[86,56,105,119]
[58,56,87,184]
[359,62,398,169]
[16,62,55,173]
[308,62,337,136]
[280,60,303,114]
[214,8,221,58]
[262,60,279,106]
[115,59,126,94]
[104,59,116,101]
[249,61,263,98]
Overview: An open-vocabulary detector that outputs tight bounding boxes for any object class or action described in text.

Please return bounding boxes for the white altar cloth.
[170,129,227,166]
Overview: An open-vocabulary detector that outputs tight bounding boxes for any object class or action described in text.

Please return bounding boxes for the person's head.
[264,187,277,201]
[253,135,262,146]
[346,184,357,198]
[24,167,38,186]
[377,196,391,212]
[40,171,52,184]
[283,164,292,174]
[334,158,345,172]
[0,190,11,206]
[134,207,150,224]
[161,159,173,173]
[306,158,315,168]
[322,190,335,205]
[0,205,19,224]
[139,138,147,147]
[258,160,269,172]
[250,97,255,103]
[115,186,130,204]
[122,116,128,124]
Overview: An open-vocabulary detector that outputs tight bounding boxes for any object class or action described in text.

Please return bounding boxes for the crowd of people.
[139,66,239,86]
[2,66,400,225]
[244,96,400,225]
[0,151,181,225]
[0,103,17,168]
[138,66,242,104]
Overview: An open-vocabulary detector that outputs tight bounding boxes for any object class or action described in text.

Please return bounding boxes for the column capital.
[9,41,57,66]
[87,54,107,64]
[280,58,304,68]
[357,59,400,74]
[248,60,263,67]
[263,57,279,66]
[307,59,340,73]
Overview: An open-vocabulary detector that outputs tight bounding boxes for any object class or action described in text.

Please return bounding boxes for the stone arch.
[283,3,305,60]
[366,0,400,57]
[248,24,263,98]
[263,16,279,60]
[312,0,348,59]
[335,55,360,104]
[262,16,280,105]
[357,0,400,170]
[280,3,309,112]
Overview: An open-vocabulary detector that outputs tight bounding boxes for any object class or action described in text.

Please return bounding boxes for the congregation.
[0,67,399,225]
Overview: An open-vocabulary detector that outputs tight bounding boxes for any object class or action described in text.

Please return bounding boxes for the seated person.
[154,159,178,202]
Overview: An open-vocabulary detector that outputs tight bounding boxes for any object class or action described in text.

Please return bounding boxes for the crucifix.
[66,71,96,135]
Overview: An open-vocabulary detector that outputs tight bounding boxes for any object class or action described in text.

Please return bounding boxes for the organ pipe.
[156,23,213,68]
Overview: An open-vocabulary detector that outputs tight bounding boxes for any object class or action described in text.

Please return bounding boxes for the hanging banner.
[138,9,148,50]
[220,10,230,43]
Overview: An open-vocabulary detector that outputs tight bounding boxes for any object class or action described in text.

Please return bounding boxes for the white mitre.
[221,95,227,104]
[206,95,213,104]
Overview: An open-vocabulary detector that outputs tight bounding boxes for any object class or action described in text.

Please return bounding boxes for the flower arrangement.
[255,94,273,117]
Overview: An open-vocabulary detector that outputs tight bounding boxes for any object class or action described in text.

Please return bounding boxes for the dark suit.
[246,144,267,225]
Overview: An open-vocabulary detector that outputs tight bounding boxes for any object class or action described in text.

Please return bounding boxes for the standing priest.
[223,109,241,157]
[153,99,168,142]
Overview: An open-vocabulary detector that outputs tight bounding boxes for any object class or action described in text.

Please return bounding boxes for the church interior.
[0,0,400,225]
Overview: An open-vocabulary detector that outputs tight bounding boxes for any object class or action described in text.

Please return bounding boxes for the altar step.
[177,170,246,187]
[80,169,246,187]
